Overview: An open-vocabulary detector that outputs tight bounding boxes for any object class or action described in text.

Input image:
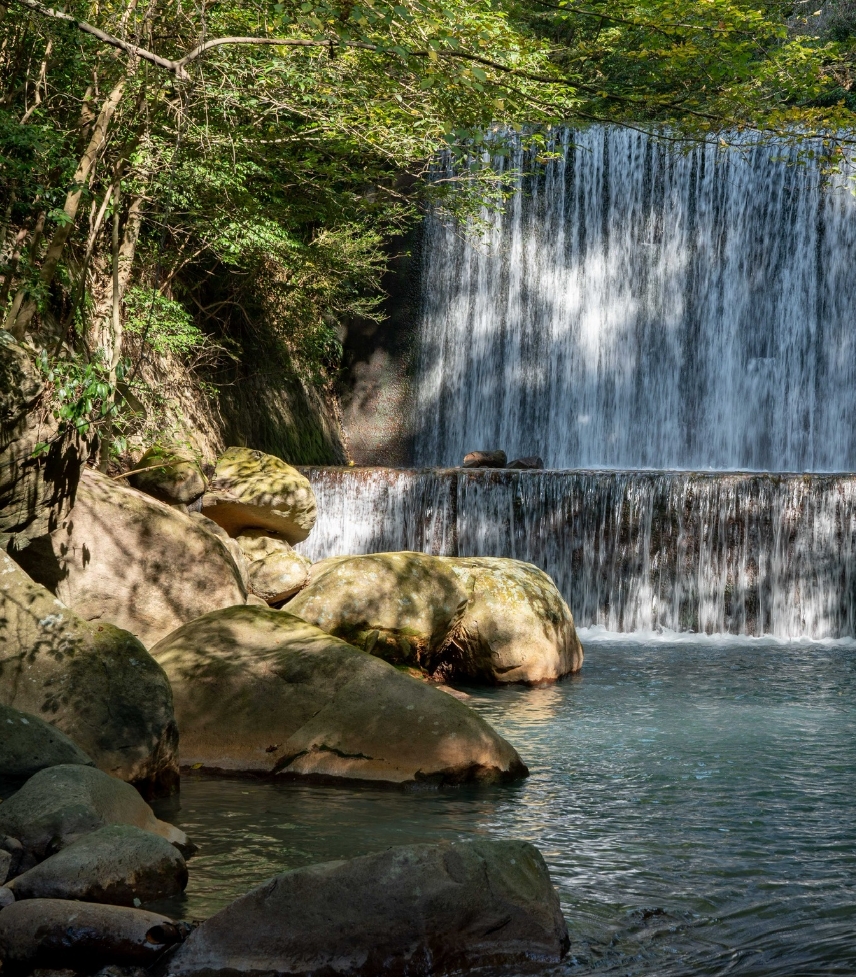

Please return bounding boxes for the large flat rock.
[169,839,569,975]
[150,605,527,785]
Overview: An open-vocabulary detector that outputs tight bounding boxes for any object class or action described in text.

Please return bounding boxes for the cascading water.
[414,128,856,472]
[308,127,856,639]
[296,467,856,639]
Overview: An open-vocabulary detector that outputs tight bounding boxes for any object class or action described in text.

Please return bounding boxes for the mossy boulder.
[150,605,526,786]
[128,443,207,506]
[285,552,468,667]
[0,552,178,795]
[14,467,247,649]
[442,557,583,684]
[0,765,188,861]
[8,824,187,906]
[0,704,94,791]
[201,447,317,544]
[169,840,569,976]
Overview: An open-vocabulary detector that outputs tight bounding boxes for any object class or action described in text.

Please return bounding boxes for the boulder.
[13,467,248,649]
[462,450,507,468]
[8,824,187,906]
[150,606,527,785]
[0,703,94,791]
[0,888,13,909]
[238,530,310,604]
[507,456,544,469]
[247,550,311,604]
[169,839,569,976]
[1,838,24,880]
[127,442,207,506]
[0,898,184,969]
[0,765,189,862]
[285,552,468,667]
[0,330,84,552]
[443,557,583,684]
[0,551,178,795]
[200,446,317,544]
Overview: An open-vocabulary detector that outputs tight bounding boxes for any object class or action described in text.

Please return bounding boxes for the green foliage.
[32,348,130,453]
[123,287,205,358]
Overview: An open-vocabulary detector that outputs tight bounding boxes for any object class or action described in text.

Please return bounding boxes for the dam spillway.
[329,126,856,639]
[296,467,856,640]
[413,127,856,473]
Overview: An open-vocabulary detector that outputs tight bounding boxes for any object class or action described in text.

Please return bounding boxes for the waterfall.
[296,468,856,640]
[413,128,856,472]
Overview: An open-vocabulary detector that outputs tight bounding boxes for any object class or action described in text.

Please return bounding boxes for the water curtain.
[414,128,856,472]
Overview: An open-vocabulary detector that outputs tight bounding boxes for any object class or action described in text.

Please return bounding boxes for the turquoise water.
[152,634,856,975]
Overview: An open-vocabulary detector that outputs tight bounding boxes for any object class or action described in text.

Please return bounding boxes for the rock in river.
[462,449,507,468]
[8,824,187,906]
[0,551,178,795]
[150,605,527,785]
[0,898,184,970]
[169,839,569,976]
[0,765,188,862]
[285,552,468,666]
[12,467,247,649]
[443,556,584,684]
[201,446,317,544]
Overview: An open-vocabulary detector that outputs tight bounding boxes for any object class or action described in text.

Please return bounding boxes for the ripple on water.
[150,636,856,976]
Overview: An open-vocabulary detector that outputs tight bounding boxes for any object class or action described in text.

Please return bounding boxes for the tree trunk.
[8,74,127,339]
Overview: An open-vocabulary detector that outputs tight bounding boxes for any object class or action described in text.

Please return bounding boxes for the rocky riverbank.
[0,329,582,975]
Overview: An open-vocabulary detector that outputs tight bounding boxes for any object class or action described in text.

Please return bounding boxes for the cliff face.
[336,227,421,466]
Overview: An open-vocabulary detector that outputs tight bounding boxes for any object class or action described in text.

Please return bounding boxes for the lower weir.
[296,467,856,639]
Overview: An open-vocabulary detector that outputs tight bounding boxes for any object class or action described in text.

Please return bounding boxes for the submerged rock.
[0,552,178,795]
[0,765,188,862]
[443,556,583,684]
[0,898,183,969]
[169,839,569,976]
[151,605,526,785]
[286,552,468,666]
[0,703,94,790]
[128,443,207,506]
[8,824,187,906]
[462,449,507,468]
[13,467,247,649]
[201,446,317,544]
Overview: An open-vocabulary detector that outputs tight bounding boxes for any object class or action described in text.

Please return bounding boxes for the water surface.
[152,633,856,975]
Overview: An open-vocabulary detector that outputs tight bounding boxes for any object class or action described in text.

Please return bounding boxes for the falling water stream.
[414,128,856,472]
